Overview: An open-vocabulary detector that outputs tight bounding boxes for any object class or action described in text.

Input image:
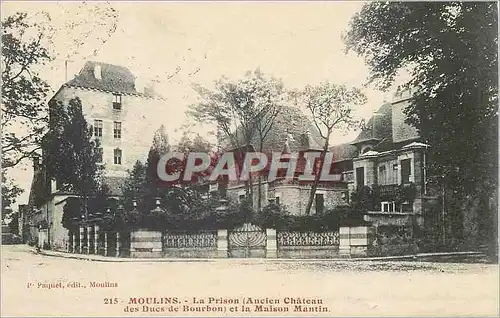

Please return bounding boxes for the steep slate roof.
[351,102,393,145]
[328,143,359,163]
[65,61,137,94]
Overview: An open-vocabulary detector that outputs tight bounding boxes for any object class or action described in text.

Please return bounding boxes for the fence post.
[217,229,228,258]
[104,232,108,256]
[94,225,99,255]
[116,232,120,257]
[266,229,277,258]
[87,226,92,254]
[79,226,84,253]
[71,232,76,253]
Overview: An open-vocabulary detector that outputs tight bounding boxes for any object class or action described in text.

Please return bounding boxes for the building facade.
[224,89,437,230]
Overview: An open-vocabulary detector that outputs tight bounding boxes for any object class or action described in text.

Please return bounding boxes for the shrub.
[254,202,291,230]
[351,185,376,212]
[396,182,417,205]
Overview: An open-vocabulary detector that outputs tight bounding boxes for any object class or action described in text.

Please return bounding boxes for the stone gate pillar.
[266,229,277,258]
[349,226,373,258]
[339,226,350,258]
[217,230,228,258]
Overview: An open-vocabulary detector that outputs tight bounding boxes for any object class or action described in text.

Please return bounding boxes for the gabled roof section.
[65,61,137,94]
[351,102,393,145]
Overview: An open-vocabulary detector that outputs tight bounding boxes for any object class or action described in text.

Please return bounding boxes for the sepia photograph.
[1,1,499,317]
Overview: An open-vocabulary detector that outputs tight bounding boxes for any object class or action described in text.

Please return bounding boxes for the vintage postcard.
[1,1,498,317]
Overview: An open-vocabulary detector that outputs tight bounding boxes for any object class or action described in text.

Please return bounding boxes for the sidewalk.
[33,247,488,263]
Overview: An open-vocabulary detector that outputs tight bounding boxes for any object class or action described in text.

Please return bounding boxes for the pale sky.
[2,1,402,209]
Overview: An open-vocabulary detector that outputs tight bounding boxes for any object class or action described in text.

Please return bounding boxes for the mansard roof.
[351,102,393,145]
[328,143,359,163]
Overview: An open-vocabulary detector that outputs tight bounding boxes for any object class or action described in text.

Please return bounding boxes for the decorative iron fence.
[277,231,340,247]
[163,231,217,248]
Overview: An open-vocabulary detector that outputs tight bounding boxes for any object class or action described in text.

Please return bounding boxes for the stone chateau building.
[23,61,448,251]
[24,61,173,249]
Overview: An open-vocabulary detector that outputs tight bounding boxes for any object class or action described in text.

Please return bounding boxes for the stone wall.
[227,180,348,216]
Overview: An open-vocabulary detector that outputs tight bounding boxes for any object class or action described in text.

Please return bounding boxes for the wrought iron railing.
[277,231,340,247]
[163,231,217,248]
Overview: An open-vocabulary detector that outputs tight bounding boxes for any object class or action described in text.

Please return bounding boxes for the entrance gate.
[228,223,266,258]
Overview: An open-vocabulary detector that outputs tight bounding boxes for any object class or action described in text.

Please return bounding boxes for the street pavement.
[1,245,498,317]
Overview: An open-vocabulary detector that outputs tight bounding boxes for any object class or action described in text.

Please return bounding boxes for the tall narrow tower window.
[114,149,122,165]
[113,121,122,139]
[93,120,103,137]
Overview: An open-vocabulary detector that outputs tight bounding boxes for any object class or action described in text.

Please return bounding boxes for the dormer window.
[94,65,102,80]
[113,94,122,110]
